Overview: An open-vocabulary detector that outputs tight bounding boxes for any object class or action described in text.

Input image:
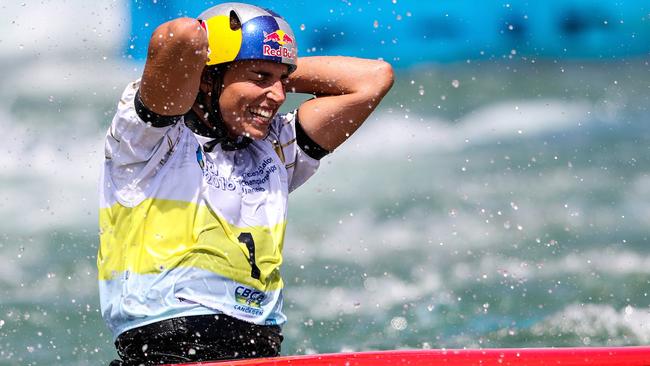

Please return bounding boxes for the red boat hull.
[170,347,650,366]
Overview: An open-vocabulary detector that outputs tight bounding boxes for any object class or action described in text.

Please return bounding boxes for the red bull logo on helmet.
[262,29,296,59]
[263,30,293,45]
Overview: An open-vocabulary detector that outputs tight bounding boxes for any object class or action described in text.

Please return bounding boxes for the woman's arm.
[287,56,394,152]
[139,18,208,116]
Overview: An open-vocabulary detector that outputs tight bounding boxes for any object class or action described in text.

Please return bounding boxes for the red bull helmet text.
[262,29,296,60]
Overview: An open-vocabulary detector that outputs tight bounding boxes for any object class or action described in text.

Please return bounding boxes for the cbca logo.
[235,286,266,308]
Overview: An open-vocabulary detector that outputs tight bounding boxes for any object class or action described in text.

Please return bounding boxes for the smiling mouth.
[249,107,274,124]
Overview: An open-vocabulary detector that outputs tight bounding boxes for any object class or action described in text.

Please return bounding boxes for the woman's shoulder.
[266,110,298,141]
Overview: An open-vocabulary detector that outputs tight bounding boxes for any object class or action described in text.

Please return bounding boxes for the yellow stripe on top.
[98,198,285,291]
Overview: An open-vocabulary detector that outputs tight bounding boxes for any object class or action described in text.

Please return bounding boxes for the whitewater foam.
[531,303,650,345]
[337,99,593,158]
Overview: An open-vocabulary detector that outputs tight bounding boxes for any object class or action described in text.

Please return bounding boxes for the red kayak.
[170,347,650,366]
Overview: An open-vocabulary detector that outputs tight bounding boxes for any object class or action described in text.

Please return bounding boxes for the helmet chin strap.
[185,66,253,152]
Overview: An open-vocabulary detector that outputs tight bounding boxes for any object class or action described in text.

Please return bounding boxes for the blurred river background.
[1,0,650,364]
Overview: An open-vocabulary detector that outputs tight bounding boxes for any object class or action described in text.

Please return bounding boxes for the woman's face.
[218,60,290,140]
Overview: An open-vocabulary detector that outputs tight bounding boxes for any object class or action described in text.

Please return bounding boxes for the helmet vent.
[229,10,242,31]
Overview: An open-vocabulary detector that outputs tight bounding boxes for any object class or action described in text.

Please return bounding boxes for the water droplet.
[451,80,460,88]
[390,316,407,330]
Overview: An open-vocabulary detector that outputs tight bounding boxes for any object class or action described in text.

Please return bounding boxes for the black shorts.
[109,314,283,366]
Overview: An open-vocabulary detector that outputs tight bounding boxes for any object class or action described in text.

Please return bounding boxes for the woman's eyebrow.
[250,70,288,79]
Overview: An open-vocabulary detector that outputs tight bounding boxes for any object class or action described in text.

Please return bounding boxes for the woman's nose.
[266,79,286,104]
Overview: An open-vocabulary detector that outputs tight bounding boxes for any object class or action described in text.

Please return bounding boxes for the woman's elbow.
[372,60,395,97]
[147,18,208,62]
